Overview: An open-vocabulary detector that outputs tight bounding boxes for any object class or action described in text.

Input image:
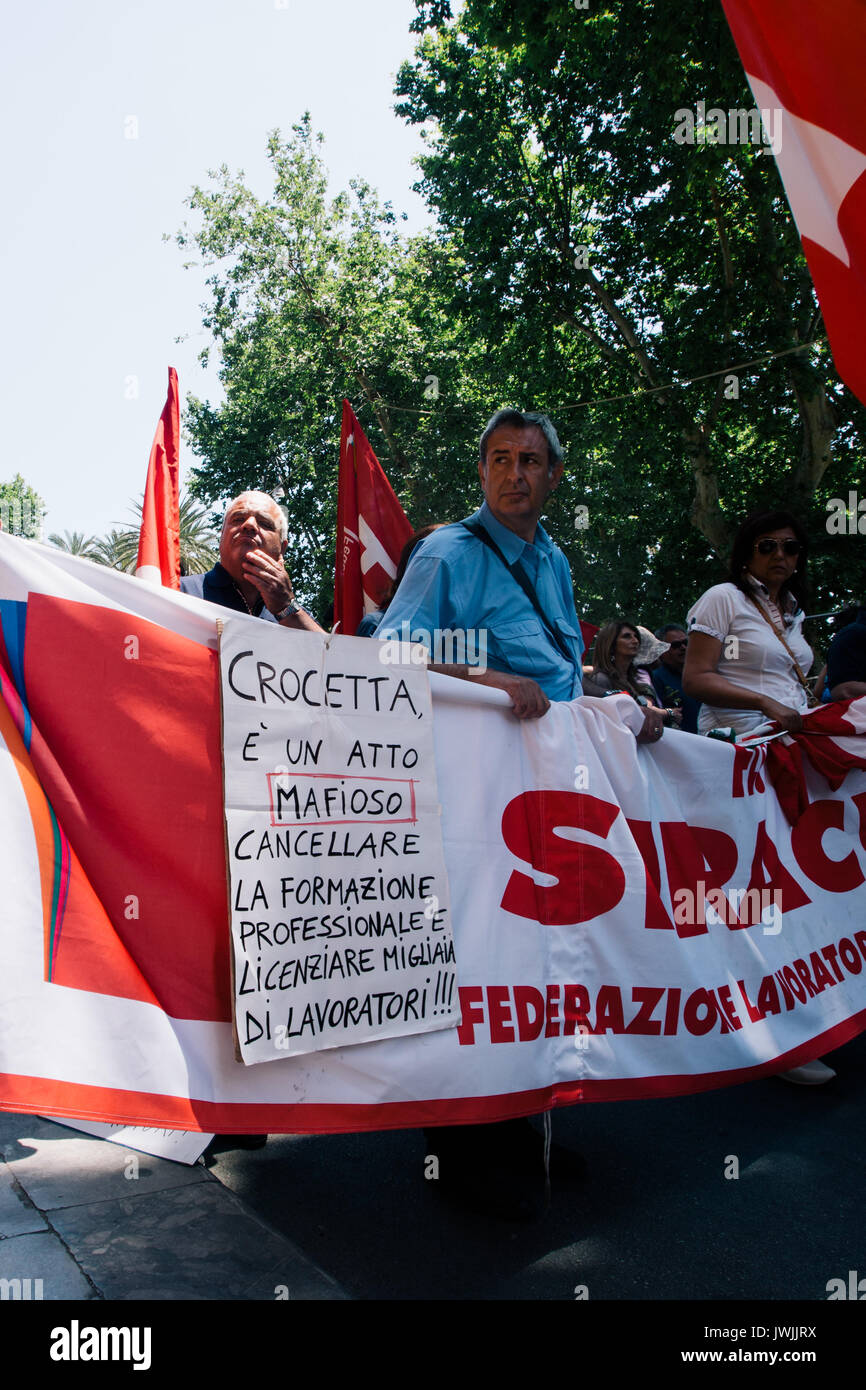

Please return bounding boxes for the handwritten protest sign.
[218,620,459,1063]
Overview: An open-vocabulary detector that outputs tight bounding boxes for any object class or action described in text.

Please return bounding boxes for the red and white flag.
[722,0,866,404]
[136,367,181,588]
[334,400,412,635]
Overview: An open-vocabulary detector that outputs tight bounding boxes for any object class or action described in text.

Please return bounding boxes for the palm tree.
[48,531,105,562]
[177,494,220,574]
[113,492,220,576]
[92,529,139,573]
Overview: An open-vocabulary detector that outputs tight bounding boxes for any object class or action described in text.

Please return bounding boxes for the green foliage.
[0,473,46,541]
[47,494,219,577]
[105,493,221,576]
[394,0,866,623]
[48,531,105,561]
[173,3,866,629]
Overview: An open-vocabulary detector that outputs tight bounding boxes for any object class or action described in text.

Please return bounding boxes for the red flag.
[579,620,599,653]
[136,367,181,588]
[722,0,866,404]
[334,400,412,635]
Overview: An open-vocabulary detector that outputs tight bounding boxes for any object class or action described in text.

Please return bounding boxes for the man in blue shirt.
[379,410,664,738]
[652,624,701,733]
[827,605,866,701]
[378,410,664,1219]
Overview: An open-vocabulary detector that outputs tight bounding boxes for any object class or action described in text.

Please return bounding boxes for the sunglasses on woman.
[754,538,802,556]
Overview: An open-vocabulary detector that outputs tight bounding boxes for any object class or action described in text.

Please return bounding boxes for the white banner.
[1,532,866,1132]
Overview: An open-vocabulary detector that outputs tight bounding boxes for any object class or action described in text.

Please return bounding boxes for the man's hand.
[241,548,293,614]
[474,669,550,719]
[636,706,665,743]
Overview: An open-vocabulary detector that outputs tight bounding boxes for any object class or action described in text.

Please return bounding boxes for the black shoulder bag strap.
[461,520,576,667]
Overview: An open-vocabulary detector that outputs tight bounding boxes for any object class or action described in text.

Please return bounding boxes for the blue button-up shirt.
[376,503,584,701]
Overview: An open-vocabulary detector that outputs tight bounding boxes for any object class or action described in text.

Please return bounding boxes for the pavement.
[2,1027,865,1303]
[0,1110,346,1301]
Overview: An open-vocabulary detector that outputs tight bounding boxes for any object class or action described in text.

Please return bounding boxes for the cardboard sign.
[219,621,459,1062]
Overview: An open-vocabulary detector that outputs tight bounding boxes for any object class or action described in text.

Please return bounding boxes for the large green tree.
[175,118,487,615]
[395,0,866,624]
[176,3,865,634]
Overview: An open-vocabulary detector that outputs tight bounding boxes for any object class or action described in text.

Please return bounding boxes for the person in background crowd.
[356,524,443,637]
[827,602,866,701]
[682,510,814,738]
[683,509,833,1086]
[652,624,701,733]
[583,621,679,726]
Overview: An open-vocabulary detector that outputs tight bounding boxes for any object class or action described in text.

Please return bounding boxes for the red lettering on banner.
[500,791,625,926]
[852,791,866,851]
[822,942,845,982]
[775,969,797,1009]
[792,958,819,999]
[487,985,514,1043]
[782,965,807,1002]
[809,950,836,992]
[839,938,862,974]
[790,799,866,892]
[747,821,811,916]
[449,937,863,1047]
[593,985,625,1034]
[545,984,561,1037]
[737,978,765,1022]
[623,986,664,1035]
[562,984,591,1035]
[682,987,719,1035]
[716,983,743,1031]
[663,987,681,1033]
[514,986,545,1040]
[456,986,485,1045]
[732,744,766,797]
[660,822,739,937]
[756,974,781,1016]
[625,818,676,931]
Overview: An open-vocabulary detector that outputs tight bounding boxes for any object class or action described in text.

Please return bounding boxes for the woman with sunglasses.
[683,510,833,1085]
[682,510,814,737]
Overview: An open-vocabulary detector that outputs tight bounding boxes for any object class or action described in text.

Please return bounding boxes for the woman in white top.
[683,510,832,1086]
[683,511,813,736]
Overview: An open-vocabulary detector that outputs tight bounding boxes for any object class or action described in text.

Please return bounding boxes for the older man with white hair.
[181,491,322,1156]
[181,490,322,632]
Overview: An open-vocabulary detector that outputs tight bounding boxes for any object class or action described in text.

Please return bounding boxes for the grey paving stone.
[4,1123,211,1211]
[0,1109,39,1149]
[49,1181,347,1301]
[0,1161,48,1238]
[0,1230,97,1299]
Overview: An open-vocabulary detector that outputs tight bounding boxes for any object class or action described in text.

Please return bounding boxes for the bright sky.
[1,0,431,539]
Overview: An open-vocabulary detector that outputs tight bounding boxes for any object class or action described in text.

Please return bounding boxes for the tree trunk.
[683,424,731,557]
[786,373,836,510]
